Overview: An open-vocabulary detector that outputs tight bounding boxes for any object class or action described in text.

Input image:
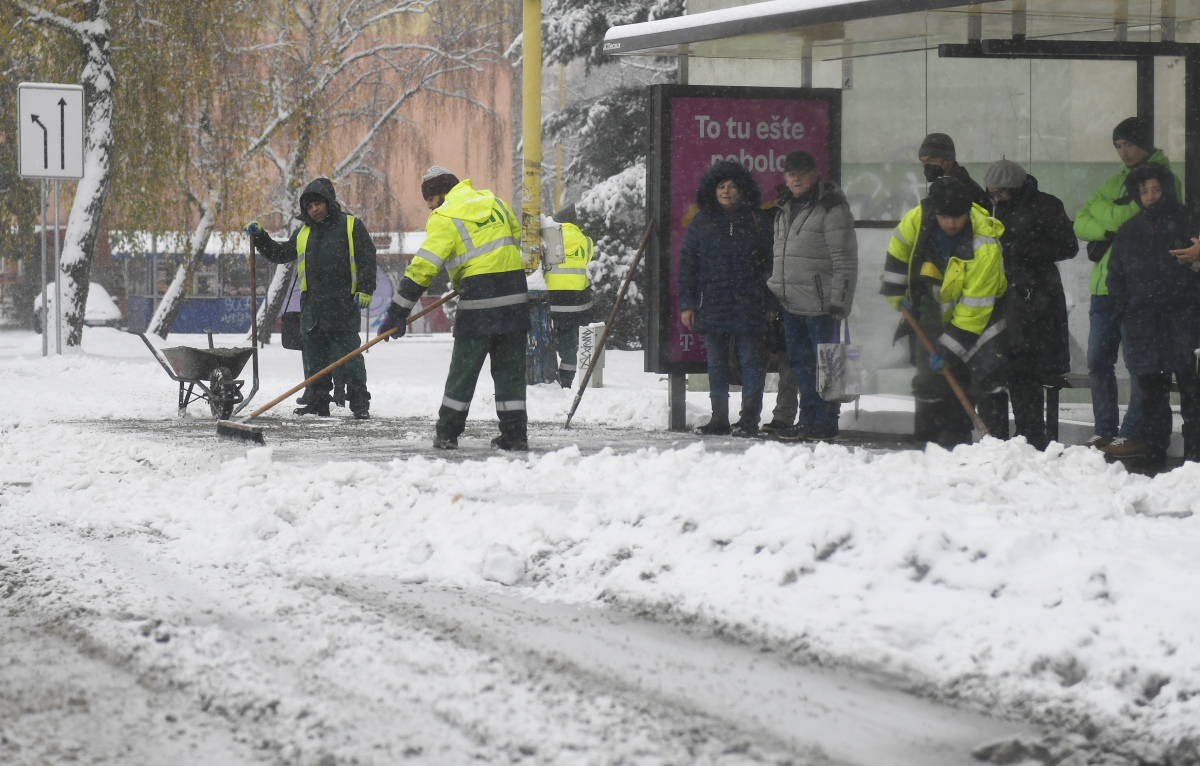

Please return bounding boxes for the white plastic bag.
[816,320,862,403]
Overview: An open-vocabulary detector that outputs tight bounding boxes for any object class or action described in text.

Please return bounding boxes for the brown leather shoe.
[1099,437,1144,458]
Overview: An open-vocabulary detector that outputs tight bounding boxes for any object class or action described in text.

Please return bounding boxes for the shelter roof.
[603,0,1200,60]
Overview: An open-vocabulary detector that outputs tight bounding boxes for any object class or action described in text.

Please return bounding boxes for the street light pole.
[522,0,557,384]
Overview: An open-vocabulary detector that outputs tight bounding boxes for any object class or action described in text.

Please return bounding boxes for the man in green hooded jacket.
[244,178,377,418]
[1074,118,1182,456]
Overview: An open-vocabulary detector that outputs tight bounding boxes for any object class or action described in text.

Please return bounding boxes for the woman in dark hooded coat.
[678,161,773,436]
[1105,161,1200,464]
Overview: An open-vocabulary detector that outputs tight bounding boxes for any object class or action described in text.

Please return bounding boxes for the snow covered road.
[3,329,1200,764]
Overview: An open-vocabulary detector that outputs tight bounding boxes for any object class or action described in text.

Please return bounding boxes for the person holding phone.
[1104,162,1200,465]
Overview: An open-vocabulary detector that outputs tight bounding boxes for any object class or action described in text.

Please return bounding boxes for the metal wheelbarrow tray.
[137,332,258,419]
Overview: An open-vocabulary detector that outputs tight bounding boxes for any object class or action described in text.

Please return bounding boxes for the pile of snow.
[2,327,1199,759]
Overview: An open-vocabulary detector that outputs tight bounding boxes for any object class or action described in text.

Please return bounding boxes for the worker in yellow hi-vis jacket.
[880,176,1008,447]
[245,177,376,419]
[378,166,531,451]
[545,206,595,388]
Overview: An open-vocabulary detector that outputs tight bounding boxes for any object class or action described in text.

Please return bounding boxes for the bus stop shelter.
[604,0,1200,431]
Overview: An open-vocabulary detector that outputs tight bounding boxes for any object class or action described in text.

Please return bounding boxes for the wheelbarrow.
[138,330,258,419]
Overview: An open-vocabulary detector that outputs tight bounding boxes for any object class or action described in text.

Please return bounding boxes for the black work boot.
[558,369,576,389]
[731,396,762,438]
[294,401,330,417]
[491,432,529,451]
[697,397,731,436]
[432,431,458,450]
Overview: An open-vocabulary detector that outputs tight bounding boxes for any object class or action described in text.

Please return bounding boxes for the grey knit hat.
[983,158,1027,190]
[421,165,459,199]
[919,133,956,162]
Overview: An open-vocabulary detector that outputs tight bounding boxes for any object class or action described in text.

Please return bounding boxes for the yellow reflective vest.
[296,215,358,293]
[545,223,593,292]
[882,202,1008,365]
[393,179,530,337]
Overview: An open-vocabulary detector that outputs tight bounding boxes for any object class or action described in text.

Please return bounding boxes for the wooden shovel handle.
[898,303,989,437]
[246,290,458,420]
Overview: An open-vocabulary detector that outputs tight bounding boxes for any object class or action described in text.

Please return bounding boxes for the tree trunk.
[58,6,115,347]
[148,197,220,339]
[254,261,296,345]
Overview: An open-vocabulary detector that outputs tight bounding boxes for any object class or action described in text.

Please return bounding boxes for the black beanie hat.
[1112,117,1153,152]
[928,177,974,217]
[919,133,956,162]
[783,151,817,175]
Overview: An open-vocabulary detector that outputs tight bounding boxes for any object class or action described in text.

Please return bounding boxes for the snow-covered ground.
[2,328,1199,765]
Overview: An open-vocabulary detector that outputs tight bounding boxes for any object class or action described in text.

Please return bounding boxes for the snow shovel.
[564,220,654,429]
[217,290,459,444]
[898,303,989,437]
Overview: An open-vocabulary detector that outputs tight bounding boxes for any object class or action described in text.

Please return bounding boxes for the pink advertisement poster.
[667,96,833,364]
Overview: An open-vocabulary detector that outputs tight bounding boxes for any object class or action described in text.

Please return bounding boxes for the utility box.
[539,215,566,271]
[578,322,606,388]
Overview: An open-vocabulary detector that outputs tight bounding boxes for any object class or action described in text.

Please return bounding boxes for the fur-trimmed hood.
[695,161,762,212]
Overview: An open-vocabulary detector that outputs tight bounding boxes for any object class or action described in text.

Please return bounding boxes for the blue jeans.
[704,331,765,404]
[1087,294,1143,438]
[782,313,841,430]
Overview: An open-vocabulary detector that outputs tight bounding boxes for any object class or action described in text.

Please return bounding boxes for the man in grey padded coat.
[767,151,859,441]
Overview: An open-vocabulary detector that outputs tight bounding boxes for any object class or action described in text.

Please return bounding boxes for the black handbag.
[279,272,303,350]
[280,312,302,350]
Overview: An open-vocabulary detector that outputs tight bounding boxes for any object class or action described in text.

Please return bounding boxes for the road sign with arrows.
[18,83,84,180]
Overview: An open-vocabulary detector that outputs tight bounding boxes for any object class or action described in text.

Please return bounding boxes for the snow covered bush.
[541,0,684,349]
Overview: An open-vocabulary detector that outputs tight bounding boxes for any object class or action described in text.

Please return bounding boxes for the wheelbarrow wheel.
[209,366,237,420]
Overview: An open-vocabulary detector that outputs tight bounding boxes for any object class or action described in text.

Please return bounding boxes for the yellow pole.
[521,0,542,272]
[556,63,563,211]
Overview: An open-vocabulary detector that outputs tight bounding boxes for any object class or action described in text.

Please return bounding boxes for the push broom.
[217,289,459,444]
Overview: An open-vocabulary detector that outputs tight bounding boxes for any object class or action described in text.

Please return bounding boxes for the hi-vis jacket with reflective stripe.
[256,177,376,334]
[545,222,595,326]
[394,179,530,338]
[881,202,1008,373]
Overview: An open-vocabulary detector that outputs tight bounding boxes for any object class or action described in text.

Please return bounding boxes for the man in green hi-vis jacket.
[1074,118,1182,455]
[245,177,377,419]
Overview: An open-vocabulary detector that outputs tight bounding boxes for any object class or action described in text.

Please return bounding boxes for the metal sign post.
[40,179,47,357]
[54,180,62,354]
[18,82,85,354]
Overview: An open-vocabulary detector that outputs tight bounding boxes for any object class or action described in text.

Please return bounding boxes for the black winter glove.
[828,304,846,320]
[1086,232,1116,263]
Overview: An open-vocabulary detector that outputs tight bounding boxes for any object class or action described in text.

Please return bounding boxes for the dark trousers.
[1006,370,1048,446]
[555,325,579,372]
[1088,294,1144,438]
[782,313,841,431]
[1136,371,1200,459]
[703,331,766,423]
[910,290,1006,443]
[302,328,369,413]
[771,358,799,425]
[437,332,527,439]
